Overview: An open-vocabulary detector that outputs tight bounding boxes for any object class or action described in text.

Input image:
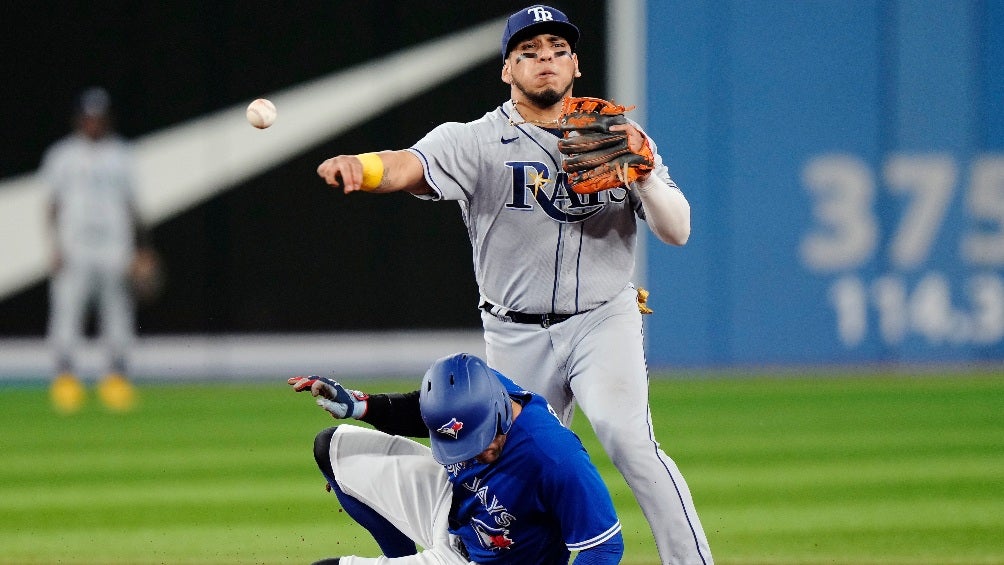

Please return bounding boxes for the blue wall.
[646,0,1004,367]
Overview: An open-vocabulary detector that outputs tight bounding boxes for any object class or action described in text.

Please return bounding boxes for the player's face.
[474,433,508,464]
[77,114,110,140]
[502,33,578,108]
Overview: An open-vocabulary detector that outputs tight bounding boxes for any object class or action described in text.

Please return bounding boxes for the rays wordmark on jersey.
[504,161,627,223]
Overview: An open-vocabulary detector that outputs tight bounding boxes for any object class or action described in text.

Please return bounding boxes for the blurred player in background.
[42,87,157,413]
[289,352,624,564]
[315,5,712,563]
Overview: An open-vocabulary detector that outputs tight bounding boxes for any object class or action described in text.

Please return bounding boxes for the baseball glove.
[557,96,654,194]
[129,246,164,304]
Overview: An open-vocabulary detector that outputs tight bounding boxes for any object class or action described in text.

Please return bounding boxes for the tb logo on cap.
[527,6,555,22]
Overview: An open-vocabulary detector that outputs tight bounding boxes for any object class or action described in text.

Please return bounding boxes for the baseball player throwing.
[289,353,624,564]
[316,5,712,563]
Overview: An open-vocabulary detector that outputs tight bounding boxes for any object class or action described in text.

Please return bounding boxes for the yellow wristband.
[357,152,384,191]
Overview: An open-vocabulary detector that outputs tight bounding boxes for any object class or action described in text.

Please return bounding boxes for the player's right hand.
[316,155,359,193]
[287,376,369,419]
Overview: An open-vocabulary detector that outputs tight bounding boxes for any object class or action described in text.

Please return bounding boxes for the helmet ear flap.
[497,383,513,434]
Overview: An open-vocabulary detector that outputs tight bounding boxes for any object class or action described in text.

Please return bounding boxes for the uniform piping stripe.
[566,521,622,551]
[552,224,562,313]
[644,354,711,564]
[500,104,567,312]
[574,225,583,312]
[406,148,444,198]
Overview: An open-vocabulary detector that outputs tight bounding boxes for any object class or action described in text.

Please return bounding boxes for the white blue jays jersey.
[445,372,622,564]
[408,100,678,315]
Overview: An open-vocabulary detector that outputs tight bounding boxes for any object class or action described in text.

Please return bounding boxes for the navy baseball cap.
[501,5,580,61]
[76,87,111,117]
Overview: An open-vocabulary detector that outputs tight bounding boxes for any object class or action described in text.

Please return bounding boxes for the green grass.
[1,370,1002,564]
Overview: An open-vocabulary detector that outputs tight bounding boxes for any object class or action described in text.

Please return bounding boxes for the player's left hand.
[609,123,653,183]
[287,376,369,419]
[557,96,655,194]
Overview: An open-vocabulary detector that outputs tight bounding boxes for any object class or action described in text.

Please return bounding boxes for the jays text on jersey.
[442,373,621,563]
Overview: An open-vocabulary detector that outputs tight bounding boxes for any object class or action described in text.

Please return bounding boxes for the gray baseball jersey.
[408,99,678,315]
[405,100,714,564]
[42,132,139,375]
[42,133,138,264]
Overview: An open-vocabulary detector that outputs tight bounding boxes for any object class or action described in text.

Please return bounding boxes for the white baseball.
[246,98,277,129]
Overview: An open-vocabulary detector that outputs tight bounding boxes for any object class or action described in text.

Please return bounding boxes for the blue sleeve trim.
[570,530,624,564]
[567,521,622,551]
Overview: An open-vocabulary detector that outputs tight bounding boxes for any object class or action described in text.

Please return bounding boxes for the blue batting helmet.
[420,353,513,465]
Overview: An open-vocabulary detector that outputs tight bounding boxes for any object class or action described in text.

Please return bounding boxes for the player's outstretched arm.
[288,376,427,437]
[358,390,427,438]
[636,174,691,246]
[288,376,369,419]
[316,150,432,196]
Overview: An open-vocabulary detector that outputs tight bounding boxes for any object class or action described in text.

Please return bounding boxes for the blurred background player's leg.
[96,260,136,412]
[47,259,90,413]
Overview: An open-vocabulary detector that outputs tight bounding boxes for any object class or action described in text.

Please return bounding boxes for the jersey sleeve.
[406,121,482,202]
[571,533,624,565]
[121,141,141,207]
[541,440,622,553]
[629,120,679,220]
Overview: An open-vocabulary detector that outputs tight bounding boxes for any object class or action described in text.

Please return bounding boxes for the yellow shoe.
[50,373,85,414]
[98,373,137,412]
